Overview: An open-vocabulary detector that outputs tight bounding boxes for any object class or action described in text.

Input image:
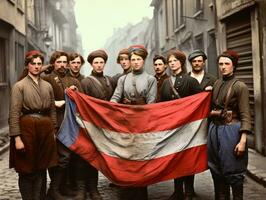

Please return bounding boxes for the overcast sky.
[74,0,153,55]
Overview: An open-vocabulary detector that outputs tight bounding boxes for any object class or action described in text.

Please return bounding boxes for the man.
[68,52,85,82]
[186,50,216,198]
[188,49,216,90]
[81,49,114,200]
[43,51,82,200]
[67,52,88,200]
[9,50,58,200]
[153,54,168,102]
[112,48,132,86]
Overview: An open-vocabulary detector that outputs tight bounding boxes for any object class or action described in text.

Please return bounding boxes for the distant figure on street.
[9,50,58,200]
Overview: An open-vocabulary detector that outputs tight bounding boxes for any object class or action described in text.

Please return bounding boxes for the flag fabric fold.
[58,89,211,186]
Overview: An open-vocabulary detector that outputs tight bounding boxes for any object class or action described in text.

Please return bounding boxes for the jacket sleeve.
[110,76,125,103]
[9,83,23,137]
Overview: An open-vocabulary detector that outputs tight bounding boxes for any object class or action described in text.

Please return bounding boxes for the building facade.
[214,0,266,155]
[104,17,155,76]
[152,0,266,155]
[151,0,217,75]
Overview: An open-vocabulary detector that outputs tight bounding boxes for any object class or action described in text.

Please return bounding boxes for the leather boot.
[232,183,243,200]
[46,167,66,200]
[214,180,230,200]
[88,178,103,200]
[73,181,87,200]
[18,173,34,200]
[184,175,194,200]
[168,178,184,200]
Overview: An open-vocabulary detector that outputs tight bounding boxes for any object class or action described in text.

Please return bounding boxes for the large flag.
[58,89,211,186]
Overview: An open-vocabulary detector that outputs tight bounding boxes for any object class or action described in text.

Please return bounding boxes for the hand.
[69,85,78,91]
[234,141,246,157]
[234,132,247,157]
[55,100,65,108]
[205,86,213,91]
[15,136,25,151]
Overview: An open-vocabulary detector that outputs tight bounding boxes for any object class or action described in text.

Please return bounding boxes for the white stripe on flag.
[76,115,208,161]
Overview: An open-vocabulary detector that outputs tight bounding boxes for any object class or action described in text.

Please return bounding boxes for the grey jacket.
[111,70,157,104]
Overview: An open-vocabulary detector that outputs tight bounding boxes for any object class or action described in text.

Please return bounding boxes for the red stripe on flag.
[66,90,211,133]
[69,129,207,186]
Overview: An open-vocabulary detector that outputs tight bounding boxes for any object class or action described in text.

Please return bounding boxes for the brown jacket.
[43,71,82,126]
[211,75,252,133]
[81,71,114,100]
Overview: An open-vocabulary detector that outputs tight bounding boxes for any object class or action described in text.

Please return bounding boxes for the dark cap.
[218,50,239,68]
[188,49,207,62]
[87,50,108,64]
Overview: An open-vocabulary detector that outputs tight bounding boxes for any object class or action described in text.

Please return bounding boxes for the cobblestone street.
[0,150,265,200]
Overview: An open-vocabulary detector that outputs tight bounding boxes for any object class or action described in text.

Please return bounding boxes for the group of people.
[8,45,251,200]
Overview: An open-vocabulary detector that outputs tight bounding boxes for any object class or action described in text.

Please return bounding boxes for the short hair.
[49,51,69,65]
[69,52,85,65]
[116,48,129,63]
[153,54,166,64]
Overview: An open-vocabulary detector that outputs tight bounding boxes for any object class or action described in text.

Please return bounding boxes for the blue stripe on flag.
[57,93,80,147]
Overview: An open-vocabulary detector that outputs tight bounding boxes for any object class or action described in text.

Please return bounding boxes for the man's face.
[69,56,82,73]
[131,54,144,71]
[119,54,130,71]
[191,56,205,73]
[218,57,234,76]
[153,59,167,75]
[91,57,105,73]
[54,56,68,74]
[28,57,42,76]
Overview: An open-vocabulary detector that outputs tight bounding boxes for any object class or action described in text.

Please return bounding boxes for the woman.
[111,45,157,105]
[208,50,251,200]
[9,50,58,200]
[111,45,157,200]
[160,49,202,200]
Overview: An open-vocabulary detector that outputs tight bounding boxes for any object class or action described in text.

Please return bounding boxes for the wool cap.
[25,50,42,59]
[87,50,108,64]
[218,50,239,68]
[188,49,207,62]
[128,45,148,60]
[167,49,186,66]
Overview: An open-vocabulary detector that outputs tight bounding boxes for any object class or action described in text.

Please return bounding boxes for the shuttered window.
[226,10,254,131]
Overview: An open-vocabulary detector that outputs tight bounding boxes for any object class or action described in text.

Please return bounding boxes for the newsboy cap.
[188,49,207,62]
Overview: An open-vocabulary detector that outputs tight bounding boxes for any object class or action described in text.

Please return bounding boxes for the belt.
[24,113,46,118]
[212,118,240,125]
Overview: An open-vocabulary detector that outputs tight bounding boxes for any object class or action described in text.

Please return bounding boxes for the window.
[17,0,25,13]
[175,0,184,29]
[27,0,35,24]
[15,42,25,78]
[0,37,7,83]
[165,0,169,37]
[195,0,203,13]
[195,34,204,50]
[158,8,166,49]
